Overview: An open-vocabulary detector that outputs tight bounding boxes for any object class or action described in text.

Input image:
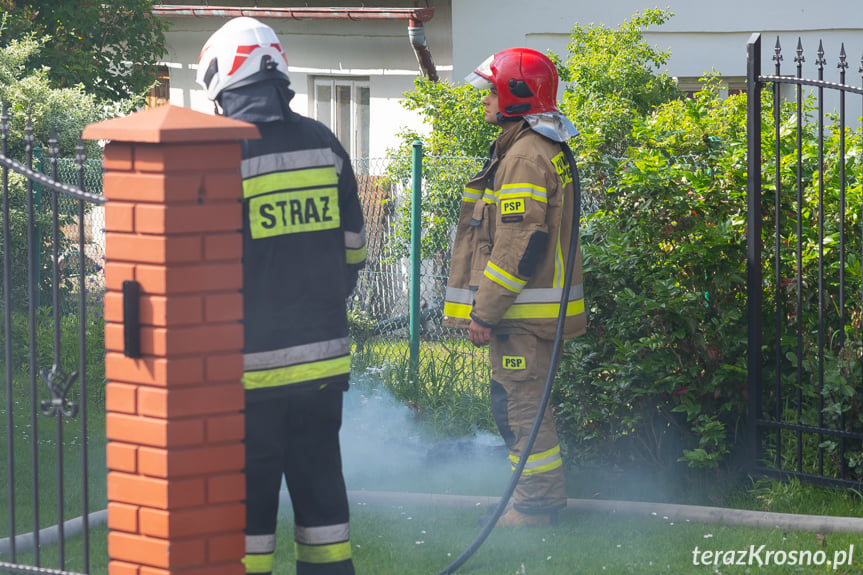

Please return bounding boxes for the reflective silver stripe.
[509,445,563,475]
[246,534,276,554]
[499,182,548,203]
[344,226,366,249]
[462,188,482,202]
[295,523,351,545]
[242,148,344,179]
[525,450,561,471]
[445,285,582,306]
[445,287,474,305]
[482,188,497,204]
[484,262,526,293]
[513,284,583,304]
[244,337,351,371]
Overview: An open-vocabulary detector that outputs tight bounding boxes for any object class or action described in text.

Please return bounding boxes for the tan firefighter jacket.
[442,120,586,341]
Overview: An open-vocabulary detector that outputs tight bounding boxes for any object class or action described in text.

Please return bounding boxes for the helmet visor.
[465,54,495,89]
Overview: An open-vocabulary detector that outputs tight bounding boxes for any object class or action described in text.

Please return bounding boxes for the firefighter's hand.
[468,320,492,347]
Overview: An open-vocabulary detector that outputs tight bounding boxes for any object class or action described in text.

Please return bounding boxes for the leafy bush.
[0,27,109,311]
[555,77,750,473]
[0,3,167,103]
[556,73,863,479]
[556,8,680,163]
[0,24,124,157]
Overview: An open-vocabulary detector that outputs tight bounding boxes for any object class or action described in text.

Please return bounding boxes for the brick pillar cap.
[82,104,259,144]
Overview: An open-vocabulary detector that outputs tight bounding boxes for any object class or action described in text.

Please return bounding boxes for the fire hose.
[435,143,582,574]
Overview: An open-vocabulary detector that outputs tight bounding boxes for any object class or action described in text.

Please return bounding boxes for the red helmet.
[466,47,559,117]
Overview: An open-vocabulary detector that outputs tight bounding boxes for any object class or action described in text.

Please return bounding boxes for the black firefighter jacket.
[219,79,367,401]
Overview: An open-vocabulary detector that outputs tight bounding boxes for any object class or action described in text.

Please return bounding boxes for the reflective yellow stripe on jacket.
[243,337,351,390]
[345,227,367,264]
[242,149,345,240]
[498,182,548,203]
[484,261,527,293]
[462,186,483,203]
[442,286,584,322]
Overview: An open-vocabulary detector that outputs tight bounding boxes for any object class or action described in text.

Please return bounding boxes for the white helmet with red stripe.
[196,16,290,101]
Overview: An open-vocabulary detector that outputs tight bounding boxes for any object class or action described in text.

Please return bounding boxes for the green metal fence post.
[409,140,423,379]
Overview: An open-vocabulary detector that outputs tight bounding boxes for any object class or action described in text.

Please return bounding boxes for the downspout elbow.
[408,19,439,82]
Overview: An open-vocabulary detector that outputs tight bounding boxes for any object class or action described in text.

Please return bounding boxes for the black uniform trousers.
[243,385,354,575]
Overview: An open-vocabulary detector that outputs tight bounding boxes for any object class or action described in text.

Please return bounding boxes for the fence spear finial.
[816,40,826,71]
[794,37,805,67]
[838,43,849,71]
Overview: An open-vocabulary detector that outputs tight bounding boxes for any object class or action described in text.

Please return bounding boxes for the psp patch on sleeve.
[501,198,526,215]
[500,198,526,222]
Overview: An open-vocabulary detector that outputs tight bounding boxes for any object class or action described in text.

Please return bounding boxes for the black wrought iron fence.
[0,106,106,574]
[747,33,863,487]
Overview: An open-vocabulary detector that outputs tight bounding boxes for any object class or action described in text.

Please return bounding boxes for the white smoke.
[340,373,509,496]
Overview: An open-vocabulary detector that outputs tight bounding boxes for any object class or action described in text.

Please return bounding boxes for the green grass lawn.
[324,503,863,575]
[0,386,107,538]
[6,335,863,574]
[22,496,863,575]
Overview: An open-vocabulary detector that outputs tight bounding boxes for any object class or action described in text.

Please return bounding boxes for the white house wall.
[160,3,453,159]
[161,1,862,158]
[453,0,863,91]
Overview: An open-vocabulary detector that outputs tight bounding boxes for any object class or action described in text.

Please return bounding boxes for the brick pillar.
[83,105,259,575]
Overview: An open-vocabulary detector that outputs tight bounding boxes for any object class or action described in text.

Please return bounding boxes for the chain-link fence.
[40,151,608,392]
[35,151,105,284]
[349,155,480,336]
[346,151,613,387]
[347,153,490,396]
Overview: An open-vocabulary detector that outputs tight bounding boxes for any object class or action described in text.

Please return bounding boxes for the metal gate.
[0,105,106,574]
[747,33,863,487]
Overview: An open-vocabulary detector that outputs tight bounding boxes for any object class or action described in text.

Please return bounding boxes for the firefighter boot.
[495,506,558,527]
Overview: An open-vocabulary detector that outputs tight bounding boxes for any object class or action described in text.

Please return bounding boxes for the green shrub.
[556,77,750,473]
[556,75,863,478]
[0,26,111,312]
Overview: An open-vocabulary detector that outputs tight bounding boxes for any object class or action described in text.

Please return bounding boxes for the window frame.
[311,77,370,161]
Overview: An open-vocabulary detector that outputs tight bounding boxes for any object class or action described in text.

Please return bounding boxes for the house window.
[146,66,170,108]
[313,78,370,162]
[674,76,747,98]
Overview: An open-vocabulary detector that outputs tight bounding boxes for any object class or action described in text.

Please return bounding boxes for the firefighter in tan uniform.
[442,47,586,527]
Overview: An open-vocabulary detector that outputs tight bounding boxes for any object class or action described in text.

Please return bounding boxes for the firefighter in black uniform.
[197,17,365,575]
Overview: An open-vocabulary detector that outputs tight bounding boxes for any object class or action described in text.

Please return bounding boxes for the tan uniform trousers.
[489,331,567,514]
